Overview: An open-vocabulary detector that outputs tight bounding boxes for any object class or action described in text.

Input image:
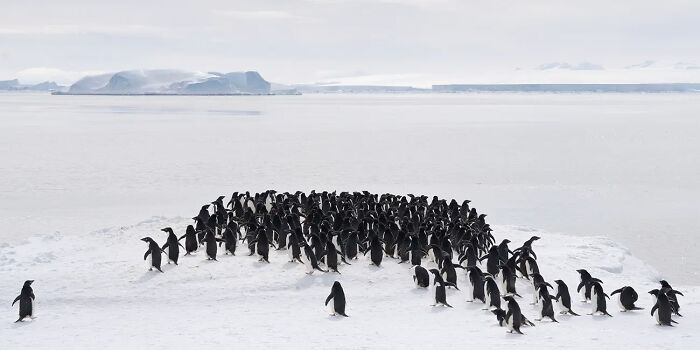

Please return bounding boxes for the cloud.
[213,10,310,21]
[0,25,166,37]
[537,62,604,71]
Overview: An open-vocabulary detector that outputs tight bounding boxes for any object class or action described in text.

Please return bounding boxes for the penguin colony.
[13,190,684,331]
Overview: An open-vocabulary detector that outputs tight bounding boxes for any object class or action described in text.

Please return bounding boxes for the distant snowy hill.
[65,70,276,95]
[0,79,65,92]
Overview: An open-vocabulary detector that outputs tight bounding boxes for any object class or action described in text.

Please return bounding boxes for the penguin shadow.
[429,305,451,313]
[410,287,429,295]
[133,270,161,283]
[10,319,34,328]
[294,272,337,289]
[325,314,347,321]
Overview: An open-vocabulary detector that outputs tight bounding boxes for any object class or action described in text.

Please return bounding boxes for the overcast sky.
[1,0,700,86]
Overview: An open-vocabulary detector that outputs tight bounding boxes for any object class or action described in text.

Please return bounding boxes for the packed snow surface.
[1,219,696,348]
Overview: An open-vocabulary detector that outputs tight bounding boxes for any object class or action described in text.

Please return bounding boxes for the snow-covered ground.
[1,218,696,348]
[0,92,698,347]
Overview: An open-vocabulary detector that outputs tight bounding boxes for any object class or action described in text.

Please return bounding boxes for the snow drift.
[1,217,696,349]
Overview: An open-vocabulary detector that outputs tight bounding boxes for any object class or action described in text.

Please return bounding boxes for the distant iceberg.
[63,69,282,95]
[0,79,65,92]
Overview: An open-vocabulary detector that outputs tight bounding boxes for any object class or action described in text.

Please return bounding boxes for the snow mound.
[1,218,696,349]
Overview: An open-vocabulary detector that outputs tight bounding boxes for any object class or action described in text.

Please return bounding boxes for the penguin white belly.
[31,297,36,317]
[505,316,514,332]
[580,284,587,301]
[591,291,599,314]
[653,308,660,324]
[327,297,335,315]
[466,282,473,301]
[617,296,625,311]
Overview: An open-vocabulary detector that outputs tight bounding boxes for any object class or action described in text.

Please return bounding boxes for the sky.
[1,0,700,87]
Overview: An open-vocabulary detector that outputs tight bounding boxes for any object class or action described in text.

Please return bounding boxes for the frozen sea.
[0,92,698,284]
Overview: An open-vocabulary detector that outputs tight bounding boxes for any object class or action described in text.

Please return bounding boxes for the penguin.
[429,269,453,308]
[503,296,524,334]
[287,232,303,263]
[659,280,684,317]
[324,239,349,273]
[589,282,612,317]
[220,225,237,255]
[576,269,602,302]
[483,275,501,310]
[12,280,35,322]
[160,227,183,265]
[480,246,501,277]
[364,235,384,266]
[610,286,643,311]
[466,266,486,303]
[493,308,535,328]
[499,264,521,297]
[535,285,558,322]
[344,232,360,260]
[325,281,348,317]
[440,261,462,290]
[301,242,327,274]
[178,225,198,255]
[553,280,579,316]
[650,289,677,326]
[250,228,273,263]
[530,273,552,305]
[201,230,222,261]
[412,265,430,288]
[141,237,163,272]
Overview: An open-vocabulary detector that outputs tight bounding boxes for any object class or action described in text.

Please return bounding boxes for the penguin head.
[141,237,155,243]
[659,280,671,289]
[428,268,440,276]
[501,239,511,244]
[160,227,173,234]
[530,236,541,241]
[24,280,34,286]
[648,289,660,296]
[553,280,565,286]
[503,295,515,303]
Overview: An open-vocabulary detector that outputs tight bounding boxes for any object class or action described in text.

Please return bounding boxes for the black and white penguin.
[440,261,463,290]
[483,275,501,310]
[301,242,327,274]
[160,227,183,265]
[480,247,501,277]
[12,280,35,322]
[200,230,222,261]
[659,280,684,317]
[576,269,602,302]
[325,281,348,317]
[493,307,535,328]
[412,265,430,288]
[650,289,677,326]
[466,266,486,303]
[429,269,453,308]
[178,225,198,255]
[364,235,384,266]
[251,227,273,263]
[503,296,525,334]
[141,237,163,272]
[530,273,552,305]
[220,224,238,255]
[536,285,558,323]
[324,239,349,273]
[287,232,304,263]
[611,286,643,312]
[499,265,521,297]
[553,280,580,316]
[589,282,612,317]
[344,232,360,260]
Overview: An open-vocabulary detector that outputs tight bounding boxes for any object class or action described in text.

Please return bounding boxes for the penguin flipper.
[611,288,622,295]
[144,250,151,260]
[325,294,333,306]
[651,304,658,316]
[576,282,585,293]
[12,295,20,306]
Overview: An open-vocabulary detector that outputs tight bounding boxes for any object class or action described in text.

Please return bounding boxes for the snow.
[1,218,697,349]
[0,92,698,347]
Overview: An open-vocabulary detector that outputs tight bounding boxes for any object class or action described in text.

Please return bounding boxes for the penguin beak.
[140,238,148,242]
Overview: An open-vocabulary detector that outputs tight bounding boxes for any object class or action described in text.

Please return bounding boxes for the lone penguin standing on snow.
[12,280,36,322]
[325,281,348,317]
